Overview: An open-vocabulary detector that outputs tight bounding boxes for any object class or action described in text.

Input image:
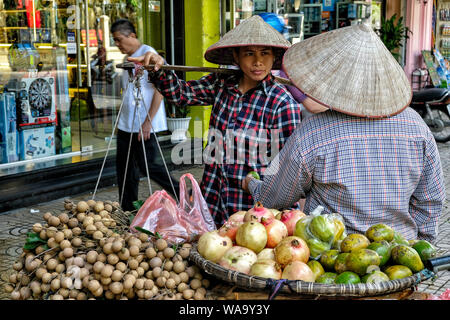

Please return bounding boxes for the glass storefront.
[0,0,147,175]
[221,1,378,41]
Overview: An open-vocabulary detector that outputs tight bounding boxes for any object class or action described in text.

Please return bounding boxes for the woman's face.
[233,46,275,87]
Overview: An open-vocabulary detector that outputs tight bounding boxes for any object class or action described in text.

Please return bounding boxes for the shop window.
[0,0,144,173]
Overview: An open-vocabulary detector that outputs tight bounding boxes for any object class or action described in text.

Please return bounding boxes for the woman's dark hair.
[111,19,136,36]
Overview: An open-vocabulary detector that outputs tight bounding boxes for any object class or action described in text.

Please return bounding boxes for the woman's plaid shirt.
[150,70,302,225]
[249,108,445,242]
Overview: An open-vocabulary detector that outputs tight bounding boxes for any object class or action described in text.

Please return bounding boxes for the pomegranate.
[282,261,315,282]
[244,202,275,223]
[257,248,276,261]
[218,246,258,274]
[249,259,282,279]
[197,231,233,263]
[235,221,267,253]
[261,217,288,248]
[280,209,306,236]
[218,211,246,242]
[274,236,310,267]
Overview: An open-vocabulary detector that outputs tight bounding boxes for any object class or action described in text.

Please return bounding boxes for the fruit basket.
[189,245,435,298]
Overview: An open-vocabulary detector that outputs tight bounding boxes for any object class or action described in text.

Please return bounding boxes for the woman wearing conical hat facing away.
[129,16,302,226]
[243,24,445,243]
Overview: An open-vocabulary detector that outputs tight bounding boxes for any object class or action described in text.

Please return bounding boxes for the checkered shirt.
[249,108,445,242]
[150,70,302,225]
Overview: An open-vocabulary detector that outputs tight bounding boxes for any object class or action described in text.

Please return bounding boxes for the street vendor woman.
[128,15,302,226]
[243,24,445,243]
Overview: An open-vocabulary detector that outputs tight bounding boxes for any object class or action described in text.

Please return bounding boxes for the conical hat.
[282,24,412,118]
[204,15,291,69]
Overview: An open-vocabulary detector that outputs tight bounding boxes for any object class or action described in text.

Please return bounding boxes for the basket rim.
[189,246,433,298]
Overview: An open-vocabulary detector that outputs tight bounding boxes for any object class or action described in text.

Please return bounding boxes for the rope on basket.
[265,279,288,300]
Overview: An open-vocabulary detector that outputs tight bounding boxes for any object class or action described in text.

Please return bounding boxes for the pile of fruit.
[4,199,211,300]
[197,203,437,285]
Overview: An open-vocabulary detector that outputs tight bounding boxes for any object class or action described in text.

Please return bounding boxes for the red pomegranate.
[261,217,288,248]
[280,209,306,236]
[274,236,310,267]
[218,211,246,242]
[244,202,275,223]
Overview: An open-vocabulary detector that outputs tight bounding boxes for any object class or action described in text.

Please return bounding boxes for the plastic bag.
[130,173,216,244]
[295,205,347,259]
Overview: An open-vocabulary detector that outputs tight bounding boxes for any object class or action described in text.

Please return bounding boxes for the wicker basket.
[189,246,434,298]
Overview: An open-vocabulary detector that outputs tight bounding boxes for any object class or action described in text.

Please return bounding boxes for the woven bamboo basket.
[189,246,434,298]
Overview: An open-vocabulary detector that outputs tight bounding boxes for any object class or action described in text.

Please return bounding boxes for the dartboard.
[28,78,52,113]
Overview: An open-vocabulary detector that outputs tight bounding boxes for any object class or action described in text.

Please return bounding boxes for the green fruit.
[367,240,391,266]
[365,224,394,242]
[332,218,346,247]
[294,218,312,240]
[320,249,340,271]
[384,265,413,280]
[248,171,260,180]
[316,272,337,284]
[391,232,410,246]
[346,248,381,276]
[361,271,390,284]
[391,245,424,273]
[270,209,282,219]
[335,271,361,284]
[334,252,350,274]
[340,234,370,253]
[307,260,325,281]
[412,240,436,262]
[309,215,336,242]
[306,237,331,259]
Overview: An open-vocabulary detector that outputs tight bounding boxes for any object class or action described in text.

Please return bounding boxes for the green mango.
[384,265,413,280]
[391,245,424,273]
[320,249,340,271]
[306,237,331,259]
[334,252,350,274]
[367,240,391,266]
[309,215,336,242]
[335,271,361,284]
[294,217,312,241]
[365,223,394,242]
[340,233,370,253]
[307,260,325,281]
[390,231,410,246]
[316,272,337,284]
[412,240,436,262]
[361,271,390,284]
[345,248,381,276]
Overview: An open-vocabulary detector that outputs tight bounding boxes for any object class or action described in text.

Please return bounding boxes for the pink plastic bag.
[130,173,216,244]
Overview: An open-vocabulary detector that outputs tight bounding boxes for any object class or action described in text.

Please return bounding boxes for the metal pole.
[85,0,91,87]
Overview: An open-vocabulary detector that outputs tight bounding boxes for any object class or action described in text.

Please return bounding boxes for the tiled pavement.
[1,142,449,300]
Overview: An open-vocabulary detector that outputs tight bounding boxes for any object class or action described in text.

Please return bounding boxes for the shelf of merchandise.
[436,0,450,59]
[336,1,371,29]
[299,3,322,38]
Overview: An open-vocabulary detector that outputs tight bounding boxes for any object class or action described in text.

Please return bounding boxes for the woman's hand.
[242,175,254,193]
[127,51,165,71]
[138,119,152,142]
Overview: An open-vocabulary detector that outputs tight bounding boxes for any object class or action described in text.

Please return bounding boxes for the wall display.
[436,0,450,59]
[15,73,57,129]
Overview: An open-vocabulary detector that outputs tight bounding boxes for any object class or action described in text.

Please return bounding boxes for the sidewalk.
[1,141,449,299]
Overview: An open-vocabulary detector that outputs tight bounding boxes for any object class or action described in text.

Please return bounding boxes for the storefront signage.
[149,1,160,12]
[67,31,76,55]
[81,29,102,47]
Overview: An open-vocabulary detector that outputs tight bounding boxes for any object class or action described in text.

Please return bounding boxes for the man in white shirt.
[111,19,179,211]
